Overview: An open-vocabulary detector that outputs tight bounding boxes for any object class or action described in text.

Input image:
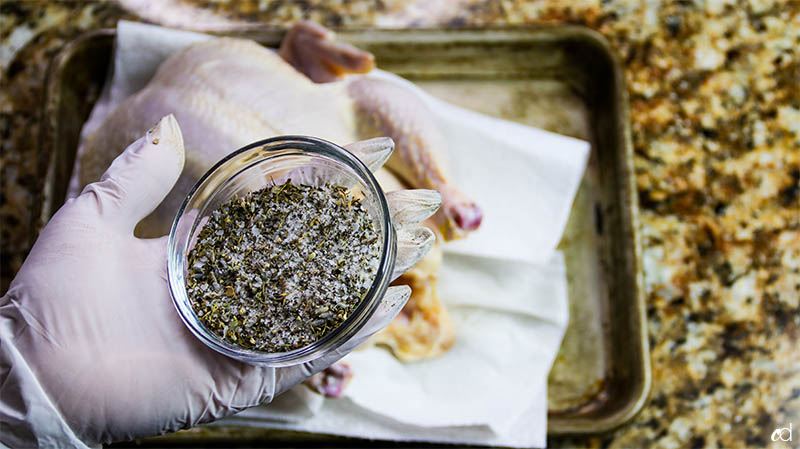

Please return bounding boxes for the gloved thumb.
[78,114,185,233]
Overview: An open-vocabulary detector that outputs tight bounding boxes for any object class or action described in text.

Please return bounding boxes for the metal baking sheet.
[40,26,649,441]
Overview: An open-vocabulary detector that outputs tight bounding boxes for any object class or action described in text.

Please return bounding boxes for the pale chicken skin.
[77,21,466,366]
[81,23,481,240]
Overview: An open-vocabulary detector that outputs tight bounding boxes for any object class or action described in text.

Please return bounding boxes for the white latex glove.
[0,115,439,447]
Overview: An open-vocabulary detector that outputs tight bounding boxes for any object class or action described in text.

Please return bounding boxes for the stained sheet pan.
[39,25,649,441]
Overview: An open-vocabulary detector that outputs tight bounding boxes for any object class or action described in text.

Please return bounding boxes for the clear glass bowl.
[167,136,397,367]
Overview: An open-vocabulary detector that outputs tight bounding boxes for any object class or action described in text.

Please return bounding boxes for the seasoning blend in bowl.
[168,136,397,367]
[187,183,381,352]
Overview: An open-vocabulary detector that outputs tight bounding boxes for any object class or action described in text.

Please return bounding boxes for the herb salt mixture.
[187,182,381,352]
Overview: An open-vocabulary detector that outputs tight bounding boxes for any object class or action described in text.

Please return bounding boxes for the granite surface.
[1,1,798,448]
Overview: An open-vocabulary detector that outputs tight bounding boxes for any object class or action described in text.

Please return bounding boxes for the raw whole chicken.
[77,22,476,366]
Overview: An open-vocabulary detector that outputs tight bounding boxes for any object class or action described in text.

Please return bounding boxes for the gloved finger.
[304,285,412,376]
[344,137,394,173]
[272,137,393,188]
[393,226,435,281]
[273,285,411,396]
[386,189,441,227]
[78,114,185,233]
[341,285,412,351]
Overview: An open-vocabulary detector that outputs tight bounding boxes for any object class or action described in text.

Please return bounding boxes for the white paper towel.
[73,21,589,448]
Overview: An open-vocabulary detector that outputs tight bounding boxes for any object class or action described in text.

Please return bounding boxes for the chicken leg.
[276,21,483,240]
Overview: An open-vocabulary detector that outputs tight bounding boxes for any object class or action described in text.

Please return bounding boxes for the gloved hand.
[0,115,440,447]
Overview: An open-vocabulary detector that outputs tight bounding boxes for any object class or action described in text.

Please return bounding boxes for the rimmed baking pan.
[39,25,649,441]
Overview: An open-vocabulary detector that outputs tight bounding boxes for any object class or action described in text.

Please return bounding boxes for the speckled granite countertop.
[1,1,798,447]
